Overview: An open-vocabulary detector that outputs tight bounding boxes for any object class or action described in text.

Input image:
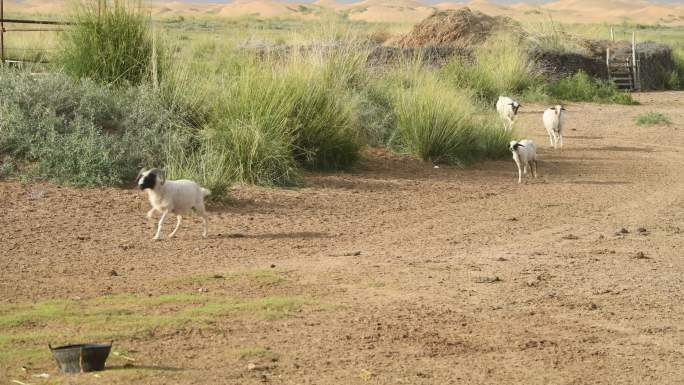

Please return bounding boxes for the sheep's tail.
[201,188,211,197]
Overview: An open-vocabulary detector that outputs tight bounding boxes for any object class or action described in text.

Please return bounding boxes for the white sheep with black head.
[496,96,522,131]
[509,140,537,184]
[136,168,210,240]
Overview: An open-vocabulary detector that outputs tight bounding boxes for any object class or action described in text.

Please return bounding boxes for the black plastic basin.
[49,343,112,373]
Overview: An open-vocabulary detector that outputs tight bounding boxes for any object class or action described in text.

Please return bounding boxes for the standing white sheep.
[509,140,537,184]
[543,105,566,149]
[496,96,521,131]
[136,168,210,240]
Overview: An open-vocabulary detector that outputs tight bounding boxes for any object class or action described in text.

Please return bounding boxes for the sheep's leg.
[169,215,182,238]
[514,160,522,184]
[154,210,169,240]
[559,134,563,149]
[146,208,156,220]
[201,215,208,239]
[531,160,538,178]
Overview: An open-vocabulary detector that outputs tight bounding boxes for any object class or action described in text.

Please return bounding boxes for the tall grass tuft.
[166,44,366,188]
[58,0,160,86]
[385,61,511,165]
[441,33,539,103]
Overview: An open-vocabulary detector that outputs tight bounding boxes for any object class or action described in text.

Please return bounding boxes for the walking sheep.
[136,168,210,240]
[509,140,537,184]
[496,96,521,131]
[543,105,566,149]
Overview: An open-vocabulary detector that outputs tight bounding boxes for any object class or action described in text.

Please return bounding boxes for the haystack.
[396,8,523,48]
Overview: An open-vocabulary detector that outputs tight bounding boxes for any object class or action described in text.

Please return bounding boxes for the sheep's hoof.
[153,236,162,241]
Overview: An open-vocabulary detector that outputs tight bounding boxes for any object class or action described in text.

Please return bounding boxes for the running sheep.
[136,168,210,240]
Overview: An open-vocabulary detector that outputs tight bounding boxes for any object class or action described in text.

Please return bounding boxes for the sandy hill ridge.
[2,0,683,26]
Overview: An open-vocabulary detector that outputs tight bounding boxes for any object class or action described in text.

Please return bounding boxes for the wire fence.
[0,0,76,64]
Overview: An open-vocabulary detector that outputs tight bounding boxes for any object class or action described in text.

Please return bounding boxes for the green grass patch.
[0,346,48,366]
[0,292,317,368]
[635,112,672,126]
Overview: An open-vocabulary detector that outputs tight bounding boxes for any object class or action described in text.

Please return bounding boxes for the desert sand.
[4,0,684,25]
[4,92,684,384]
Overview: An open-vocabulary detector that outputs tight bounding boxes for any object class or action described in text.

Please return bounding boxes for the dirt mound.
[396,7,522,49]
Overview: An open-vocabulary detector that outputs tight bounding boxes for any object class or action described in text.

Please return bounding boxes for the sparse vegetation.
[0,293,319,367]
[635,112,671,126]
[0,3,677,193]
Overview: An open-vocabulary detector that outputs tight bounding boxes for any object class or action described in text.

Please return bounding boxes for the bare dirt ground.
[2,92,684,384]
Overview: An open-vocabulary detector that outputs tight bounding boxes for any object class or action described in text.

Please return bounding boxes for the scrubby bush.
[58,0,161,86]
[544,71,638,105]
[665,48,684,90]
[0,70,190,186]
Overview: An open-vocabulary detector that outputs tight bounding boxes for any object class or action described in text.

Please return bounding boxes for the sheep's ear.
[134,169,145,184]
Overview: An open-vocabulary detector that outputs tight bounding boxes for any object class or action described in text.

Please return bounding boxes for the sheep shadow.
[564,135,604,140]
[107,364,183,372]
[306,176,401,192]
[573,146,654,153]
[564,180,632,186]
[217,232,332,240]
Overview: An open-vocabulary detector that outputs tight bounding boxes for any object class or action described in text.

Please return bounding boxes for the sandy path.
[2,92,684,384]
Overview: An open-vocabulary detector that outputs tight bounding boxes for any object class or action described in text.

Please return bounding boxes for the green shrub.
[58,0,161,86]
[0,70,191,187]
[354,84,396,147]
[635,112,671,126]
[665,48,684,90]
[386,65,510,165]
[545,71,638,105]
[170,47,365,187]
[441,33,539,102]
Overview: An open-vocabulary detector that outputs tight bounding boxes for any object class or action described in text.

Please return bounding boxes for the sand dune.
[3,0,683,26]
[349,5,434,23]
